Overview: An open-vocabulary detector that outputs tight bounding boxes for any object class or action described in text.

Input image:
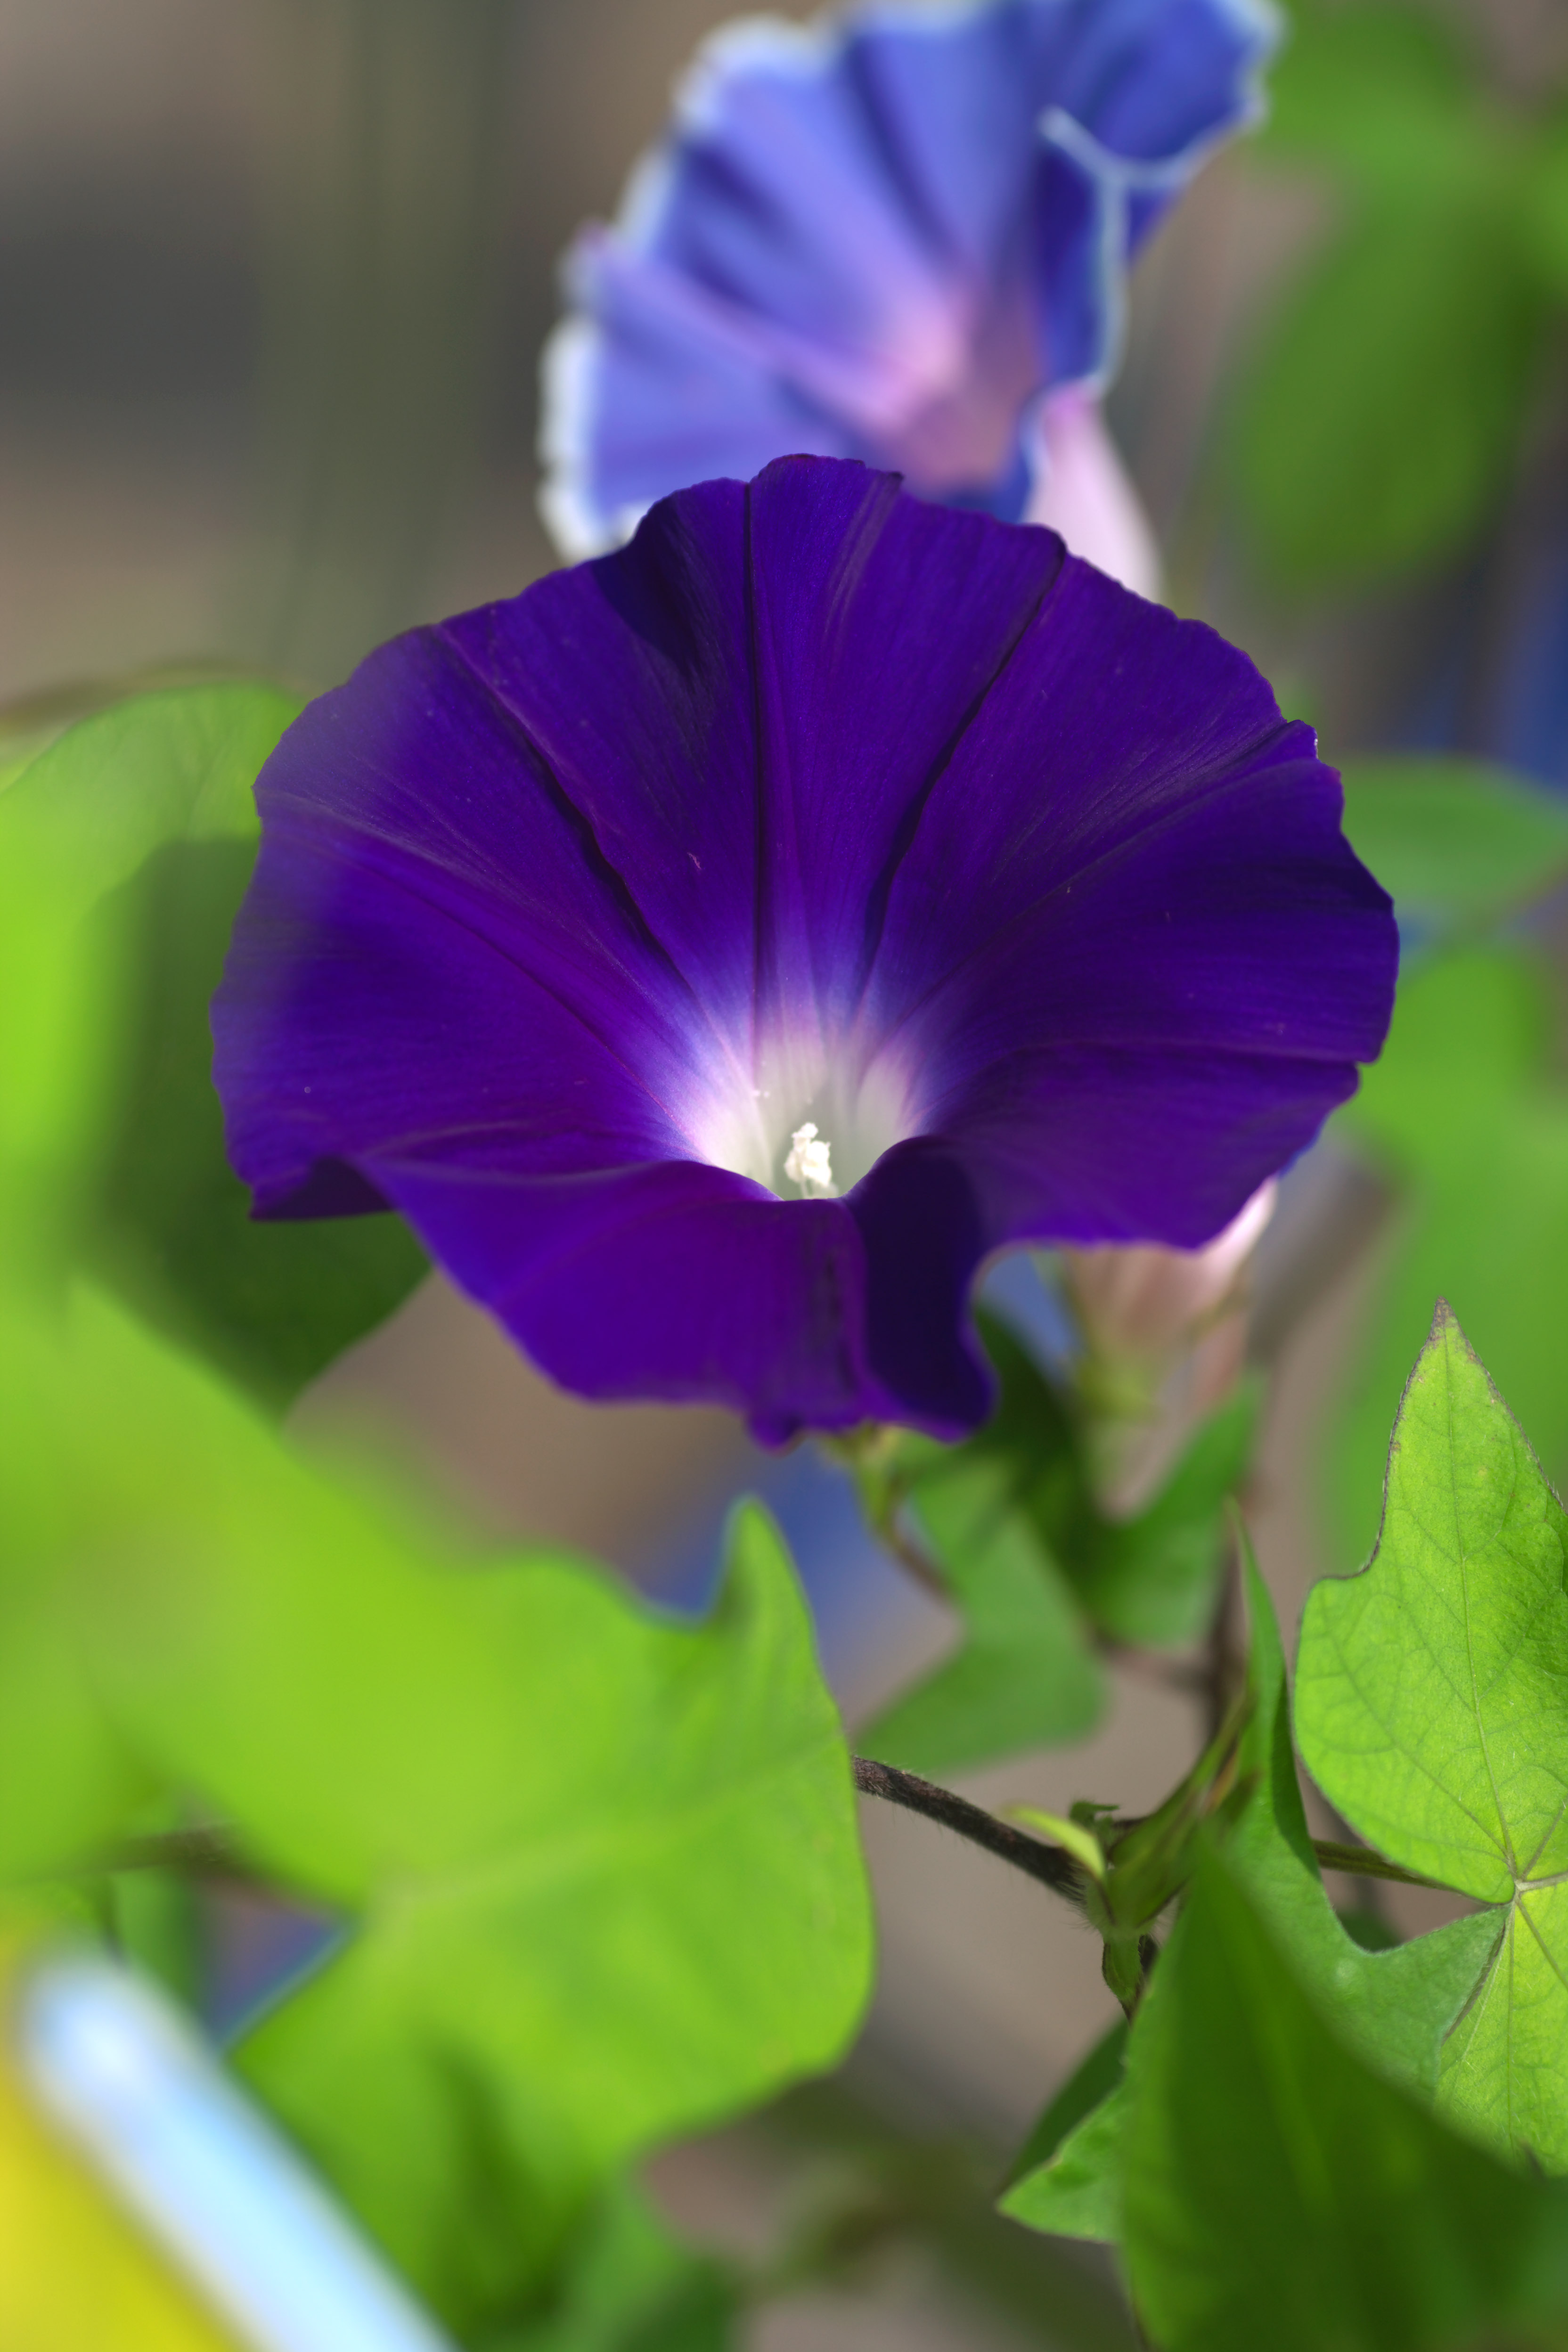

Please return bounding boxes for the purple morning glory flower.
[214,458,1393,1446]
[541,0,1277,558]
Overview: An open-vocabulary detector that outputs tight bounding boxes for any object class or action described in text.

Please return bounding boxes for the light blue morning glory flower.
[541,0,1278,562]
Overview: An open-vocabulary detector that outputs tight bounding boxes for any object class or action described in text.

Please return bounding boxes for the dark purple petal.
[846,1142,994,1435]
[216,457,1394,1440]
[217,629,712,1220]
[933,1046,1364,1251]
[438,461,1065,1050]
[861,560,1392,1087]
[358,1153,899,1446]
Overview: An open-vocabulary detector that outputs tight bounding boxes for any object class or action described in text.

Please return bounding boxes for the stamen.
[784,1122,837,1198]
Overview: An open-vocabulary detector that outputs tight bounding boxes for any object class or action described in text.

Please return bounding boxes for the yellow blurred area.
[0,1957,240,2352]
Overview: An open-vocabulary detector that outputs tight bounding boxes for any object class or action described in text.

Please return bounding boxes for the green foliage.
[0,1298,158,1880]
[1299,1303,1568,2169]
[1329,947,1568,1570]
[1339,755,1568,937]
[0,684,427,1403]
[1017,1685,1258,2016]
[232,1496,869,2330]
[1121,1851,1568,2352]
[1000,1687,1272,2235]
[1001,1550,1495,2258]
[495,2181,738,2352]
[858,1435,1105,1774]
[1233,3,1560,593]
[857,1319,1248,1774]
[101,1865,207,2010]
[998,2025,1127,2246]
[87,839,427,1405]
[1235,186,1544,593]
[1263,7,1467,174]
[1226,1544,1499,2098]
[1071,1385,1259,1650]
[0,1278,871,2334]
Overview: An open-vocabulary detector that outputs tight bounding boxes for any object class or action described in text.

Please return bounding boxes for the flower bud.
[1063,1182,1276,1516]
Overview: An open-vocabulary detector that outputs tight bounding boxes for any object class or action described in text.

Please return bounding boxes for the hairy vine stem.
[852,1757,1084,1900]
[852,1757,1442,1903]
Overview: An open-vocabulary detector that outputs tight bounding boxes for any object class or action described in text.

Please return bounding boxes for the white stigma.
[783,1122,837,1199]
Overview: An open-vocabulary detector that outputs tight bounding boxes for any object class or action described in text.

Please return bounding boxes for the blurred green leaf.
[1525,108,1568,297]
[1235,189,1544,593]
[0,684,299,1276]
[1340,756,1568,934]
[5,1282,871,2335]
[0,665,261,799]
[229,1498,869,2333]
[0,684,427,1399]
[86,840,426,1405]
[1329,947,1568,1571]
[1066,1382,1258,1650]
[858,1440,1105,1775]
[1237,4,1552,594]
[1299,1304,1568,2168]
[999,2025,1128,2246]
[0,734,49,796]
[857,1320,1249,1773]
[0,1297,155,1879]
[1260,4,1474,193]
[495,2180,737,2352]
[0,683,292,900]
[1121,1851,1568,2352]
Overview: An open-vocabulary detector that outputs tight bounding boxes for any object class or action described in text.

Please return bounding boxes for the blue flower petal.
[543,0,1278,553]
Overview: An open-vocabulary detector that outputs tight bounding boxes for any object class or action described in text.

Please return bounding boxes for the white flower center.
[783,1122,836,1198]
[683,1026,918,1202]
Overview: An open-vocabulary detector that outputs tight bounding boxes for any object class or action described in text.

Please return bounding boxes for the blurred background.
[9,1,1568,2344]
